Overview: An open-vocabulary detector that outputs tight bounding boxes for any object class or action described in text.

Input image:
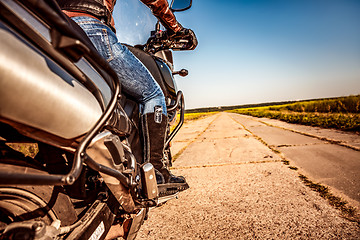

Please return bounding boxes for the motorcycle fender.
[65,201,115,240]
[125,208,147,240]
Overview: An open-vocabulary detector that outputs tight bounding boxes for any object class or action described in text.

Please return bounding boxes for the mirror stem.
[155,21,161,32]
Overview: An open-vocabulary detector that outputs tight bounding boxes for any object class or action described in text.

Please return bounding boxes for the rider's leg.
[140,110,186,184]
[71,17,186,184]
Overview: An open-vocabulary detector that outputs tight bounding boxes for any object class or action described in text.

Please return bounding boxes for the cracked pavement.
[138,112,360,239]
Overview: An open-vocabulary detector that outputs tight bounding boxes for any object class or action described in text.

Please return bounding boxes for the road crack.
[229,113,360,222]
[275,142,330,148]
[229,115,285,158]
[171,159,283,170]
[172,114,221,162]
[249,117,360,152]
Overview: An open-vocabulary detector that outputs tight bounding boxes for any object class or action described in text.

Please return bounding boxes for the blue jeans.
[72,16,167,115]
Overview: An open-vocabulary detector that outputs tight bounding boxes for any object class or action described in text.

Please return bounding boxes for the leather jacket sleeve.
[140,0,182,33]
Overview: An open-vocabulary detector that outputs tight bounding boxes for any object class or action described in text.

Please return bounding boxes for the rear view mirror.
[170,0,192,12]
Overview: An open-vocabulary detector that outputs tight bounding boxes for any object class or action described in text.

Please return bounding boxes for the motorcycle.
[0,0,195,239]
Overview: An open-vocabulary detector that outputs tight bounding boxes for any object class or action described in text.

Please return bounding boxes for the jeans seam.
[101,29,114,62]
[74,20,99,25]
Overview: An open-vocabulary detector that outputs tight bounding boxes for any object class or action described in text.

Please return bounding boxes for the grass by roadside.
[183,112,217,122]
[171,112,217,132]
[275,95,360,113]
[6,143,38,158]
[229,95,360,132]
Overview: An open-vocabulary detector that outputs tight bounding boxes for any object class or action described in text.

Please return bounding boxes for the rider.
[56,0,197,186]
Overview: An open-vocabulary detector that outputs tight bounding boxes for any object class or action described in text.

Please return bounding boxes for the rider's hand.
[164,27,198,50]
[176,28,198,50]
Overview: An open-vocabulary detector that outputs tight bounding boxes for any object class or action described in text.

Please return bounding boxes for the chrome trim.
[75,59,112,106]
[157,192,179,205]
[141,163,158,200]
[2,0,51,41]
[165,91,185,147]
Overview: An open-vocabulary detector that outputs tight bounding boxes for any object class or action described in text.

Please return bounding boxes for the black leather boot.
[141,110,189,192]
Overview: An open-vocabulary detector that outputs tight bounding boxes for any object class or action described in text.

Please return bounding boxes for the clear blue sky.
[115,0,360,109]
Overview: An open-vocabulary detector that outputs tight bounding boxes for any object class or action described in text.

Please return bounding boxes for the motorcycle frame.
[0,0,185,189]
[0,0,136,188]
[166,91,185,147]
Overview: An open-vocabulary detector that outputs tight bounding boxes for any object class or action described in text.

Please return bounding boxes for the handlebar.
[144,28,197,53]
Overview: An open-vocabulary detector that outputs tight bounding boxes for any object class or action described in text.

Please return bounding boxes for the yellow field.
[184,112,217,122]
[229,95,360,132]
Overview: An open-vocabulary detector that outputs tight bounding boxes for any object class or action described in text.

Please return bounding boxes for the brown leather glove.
[171,27,198,50]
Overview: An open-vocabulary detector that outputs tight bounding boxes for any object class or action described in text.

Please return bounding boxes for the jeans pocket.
[86,28,114,61]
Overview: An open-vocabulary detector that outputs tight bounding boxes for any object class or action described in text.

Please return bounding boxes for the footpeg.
[157,182,189,197]
[157,191,179,205]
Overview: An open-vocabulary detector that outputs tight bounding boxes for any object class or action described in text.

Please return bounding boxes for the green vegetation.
[275,95,360,113]
[229,95,360,132]
[186,100,297,113]
[7,143,38,158]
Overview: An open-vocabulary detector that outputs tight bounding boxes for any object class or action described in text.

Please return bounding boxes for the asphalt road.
[230,113,360,207]
[138,112,360,239]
